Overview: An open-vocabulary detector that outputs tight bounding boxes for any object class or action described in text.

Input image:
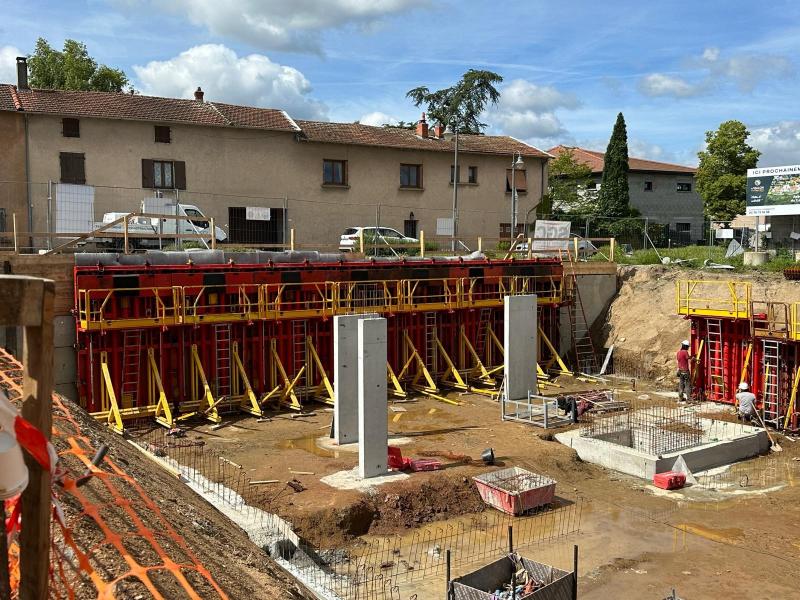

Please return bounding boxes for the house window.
[586,181,598,190]
[400,164,422,188]
[468,166,478,184]
[499,223,525,238]
[677,182,692,192]
[450,165,460,183]
[505,169,527,192]
[154,126,171,143]
[62,118,80,138]
[323,159,347,185]
[141,159,186,189]
[644,181,653,191]
[404,218,418,238]
[676,222,691,245]
[59,152,86,184]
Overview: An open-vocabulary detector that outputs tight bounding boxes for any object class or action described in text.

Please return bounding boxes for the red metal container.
[653,471,686,490]
[473,467,556,516]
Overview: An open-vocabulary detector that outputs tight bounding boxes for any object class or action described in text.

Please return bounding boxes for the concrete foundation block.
[358,317,388,479]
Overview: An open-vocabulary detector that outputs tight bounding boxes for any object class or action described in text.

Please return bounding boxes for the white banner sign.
[715,228,734,239]
[532,220,571,251]
[246,207,271,221]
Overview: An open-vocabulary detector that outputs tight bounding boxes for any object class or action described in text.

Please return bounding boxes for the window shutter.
[517,170,527,192]
[75,154,86,184]
[60,152,85,184]
[60,153,70,183]
[174,161,187,190]
[142,159,154,188]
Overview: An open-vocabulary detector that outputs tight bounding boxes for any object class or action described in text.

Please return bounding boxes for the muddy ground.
[179,374,800,599]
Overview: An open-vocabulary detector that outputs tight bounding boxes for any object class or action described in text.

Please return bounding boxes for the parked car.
[515,234,598,256]
[339,226,418,252]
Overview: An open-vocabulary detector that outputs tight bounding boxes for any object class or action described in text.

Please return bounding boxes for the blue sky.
[2,0,799,166]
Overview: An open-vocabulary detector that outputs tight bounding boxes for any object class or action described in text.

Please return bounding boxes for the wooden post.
[359,228,365,254]
[527,237,532,259]
[12,213,18,254]
[477,236,482,253]
[420,230,425,258]
[210,217,216,250]
[290,228,295,251]
[123,215,129,255]
[610,238,616,262]
[0,276,56,600]
[573,236,579,260]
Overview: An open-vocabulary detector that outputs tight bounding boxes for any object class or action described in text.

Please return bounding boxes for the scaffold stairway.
[424,311,438,373]
[706,319,725,401]
[292,320,308,401]
[762,339,782,427]
[120,329,142,401]
[214,324,232,397]
[566,261,598,374]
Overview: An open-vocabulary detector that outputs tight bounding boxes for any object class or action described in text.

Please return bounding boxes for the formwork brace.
[306,336,335,405]
[100,351,124,434]
[435,334,468,391]
[232,342,264,417]
[735,342,752,407]
[387,362,407,398]
[399,330,460,405]
[785,366,800,430]
[186,344,222,424]
[538,326,572,376]
[263,338,304,411]
[459,325,501,385]
[148,348,175,428]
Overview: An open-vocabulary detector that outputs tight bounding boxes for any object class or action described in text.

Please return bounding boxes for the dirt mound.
[601,265,800,381]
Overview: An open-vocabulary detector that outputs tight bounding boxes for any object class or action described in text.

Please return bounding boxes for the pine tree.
[596,113,631,217]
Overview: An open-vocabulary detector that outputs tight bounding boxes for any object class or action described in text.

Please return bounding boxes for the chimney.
[416,112,428,138]
[433,124,445,138]
[16,57,29,90]
[194,86,204,102]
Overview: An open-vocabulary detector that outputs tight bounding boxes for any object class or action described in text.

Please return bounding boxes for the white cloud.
[153,0,427,52]
[638,73,703,98]
[0,45,23,84]
[749,121,800,167]
[359,111,397,126]
[490,79,579,139]
[133,44,327,119]
[639,46,793,98]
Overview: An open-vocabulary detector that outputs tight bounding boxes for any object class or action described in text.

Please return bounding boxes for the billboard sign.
[746,165,800,216]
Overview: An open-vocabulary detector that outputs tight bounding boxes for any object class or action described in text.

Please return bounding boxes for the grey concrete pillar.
[333,313,377,444]
[358,317,388,479]
[504,295,537,400]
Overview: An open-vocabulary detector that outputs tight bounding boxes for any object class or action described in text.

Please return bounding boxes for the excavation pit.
[556,406,769,480]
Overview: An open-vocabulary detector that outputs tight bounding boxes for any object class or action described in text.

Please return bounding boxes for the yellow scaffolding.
[676,280,751,319]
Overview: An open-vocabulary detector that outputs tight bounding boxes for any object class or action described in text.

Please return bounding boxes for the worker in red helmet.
[676,340,693,402]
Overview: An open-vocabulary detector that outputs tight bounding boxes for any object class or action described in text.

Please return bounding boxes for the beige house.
[1,60,549,250]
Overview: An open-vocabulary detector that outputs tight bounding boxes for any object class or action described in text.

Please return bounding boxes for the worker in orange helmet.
[676,340,693,402]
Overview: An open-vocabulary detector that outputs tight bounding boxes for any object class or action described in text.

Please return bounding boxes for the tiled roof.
[296,120,551,158]
[0,84,299,132]
[548,145,696,174]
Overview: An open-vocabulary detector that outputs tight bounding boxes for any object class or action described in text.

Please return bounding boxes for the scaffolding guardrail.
[676,280,751,319]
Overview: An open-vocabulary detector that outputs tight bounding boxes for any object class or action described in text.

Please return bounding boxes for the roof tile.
[548,145,696,174]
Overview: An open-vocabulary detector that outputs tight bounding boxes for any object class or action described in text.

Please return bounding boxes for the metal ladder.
[424,312,438,374]
[214,324,232,397]
[121,329,142,403]
[706,319,725,401]
[474,308,493,364]
[565,264,598,374]
[762,340,782,427]
[292,320,308,402]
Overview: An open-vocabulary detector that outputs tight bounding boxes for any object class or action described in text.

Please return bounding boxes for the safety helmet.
[738,382,749,391]
[681,340,690,347]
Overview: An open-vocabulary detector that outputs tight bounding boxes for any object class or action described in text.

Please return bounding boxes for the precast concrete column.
[333,313,377,444]
[358,317,388,479]
[504,295,537,400]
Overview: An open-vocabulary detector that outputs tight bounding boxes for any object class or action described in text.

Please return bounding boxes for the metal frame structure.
[677,279,800,431]
[75,255,570,432]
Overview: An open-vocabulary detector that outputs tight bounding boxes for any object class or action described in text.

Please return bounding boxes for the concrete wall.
[23,114,547,247]
[559,262,618,355]
[0,111,28,232]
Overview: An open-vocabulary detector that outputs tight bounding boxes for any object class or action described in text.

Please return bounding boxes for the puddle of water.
[279,434,340,459]
[675,523,744,544]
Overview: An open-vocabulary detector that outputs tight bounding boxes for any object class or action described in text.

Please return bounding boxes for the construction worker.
[735,382,757,422]
[676,340,692,402]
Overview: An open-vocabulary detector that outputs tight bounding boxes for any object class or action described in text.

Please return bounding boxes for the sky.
[1,0,799,167]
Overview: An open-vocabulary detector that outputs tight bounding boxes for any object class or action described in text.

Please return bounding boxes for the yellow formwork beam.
[784,366,800,430]
[188,344,221,424]
[100,351,124,434]
[148,348,174,428]
[399,330,460,405]
[232,342,264,417]
[268,338,304,411]
[387,362,407,398]
[306,336,335,405]
[460,325,495,385]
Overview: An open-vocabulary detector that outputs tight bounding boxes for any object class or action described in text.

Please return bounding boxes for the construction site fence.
[129,427,582,600]
[0,179,629,259]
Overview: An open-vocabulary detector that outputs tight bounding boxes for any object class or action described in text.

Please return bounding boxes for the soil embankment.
[600,265,800,381]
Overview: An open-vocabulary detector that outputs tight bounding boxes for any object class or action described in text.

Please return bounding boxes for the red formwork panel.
[74,256,565,414]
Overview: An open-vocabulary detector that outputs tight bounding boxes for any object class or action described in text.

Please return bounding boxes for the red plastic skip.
[653,471,686,490]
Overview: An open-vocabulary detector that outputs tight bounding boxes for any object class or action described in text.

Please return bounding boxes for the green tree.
[406,69,503,134]
[28,38,130,92]
[545,147,595,216]
[596,112,631,217]
[696,120,761,222]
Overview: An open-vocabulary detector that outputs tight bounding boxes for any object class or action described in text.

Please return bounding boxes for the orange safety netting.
[0,349,229,599]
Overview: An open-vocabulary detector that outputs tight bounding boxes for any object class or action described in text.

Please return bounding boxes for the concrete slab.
[358,317,388,479]
[321,466,409,491]
[504,295,537,400]
[556,418,769,480]
[333,313,378,444]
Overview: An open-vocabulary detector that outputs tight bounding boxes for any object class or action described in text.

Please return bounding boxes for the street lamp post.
[510,152,525,238]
